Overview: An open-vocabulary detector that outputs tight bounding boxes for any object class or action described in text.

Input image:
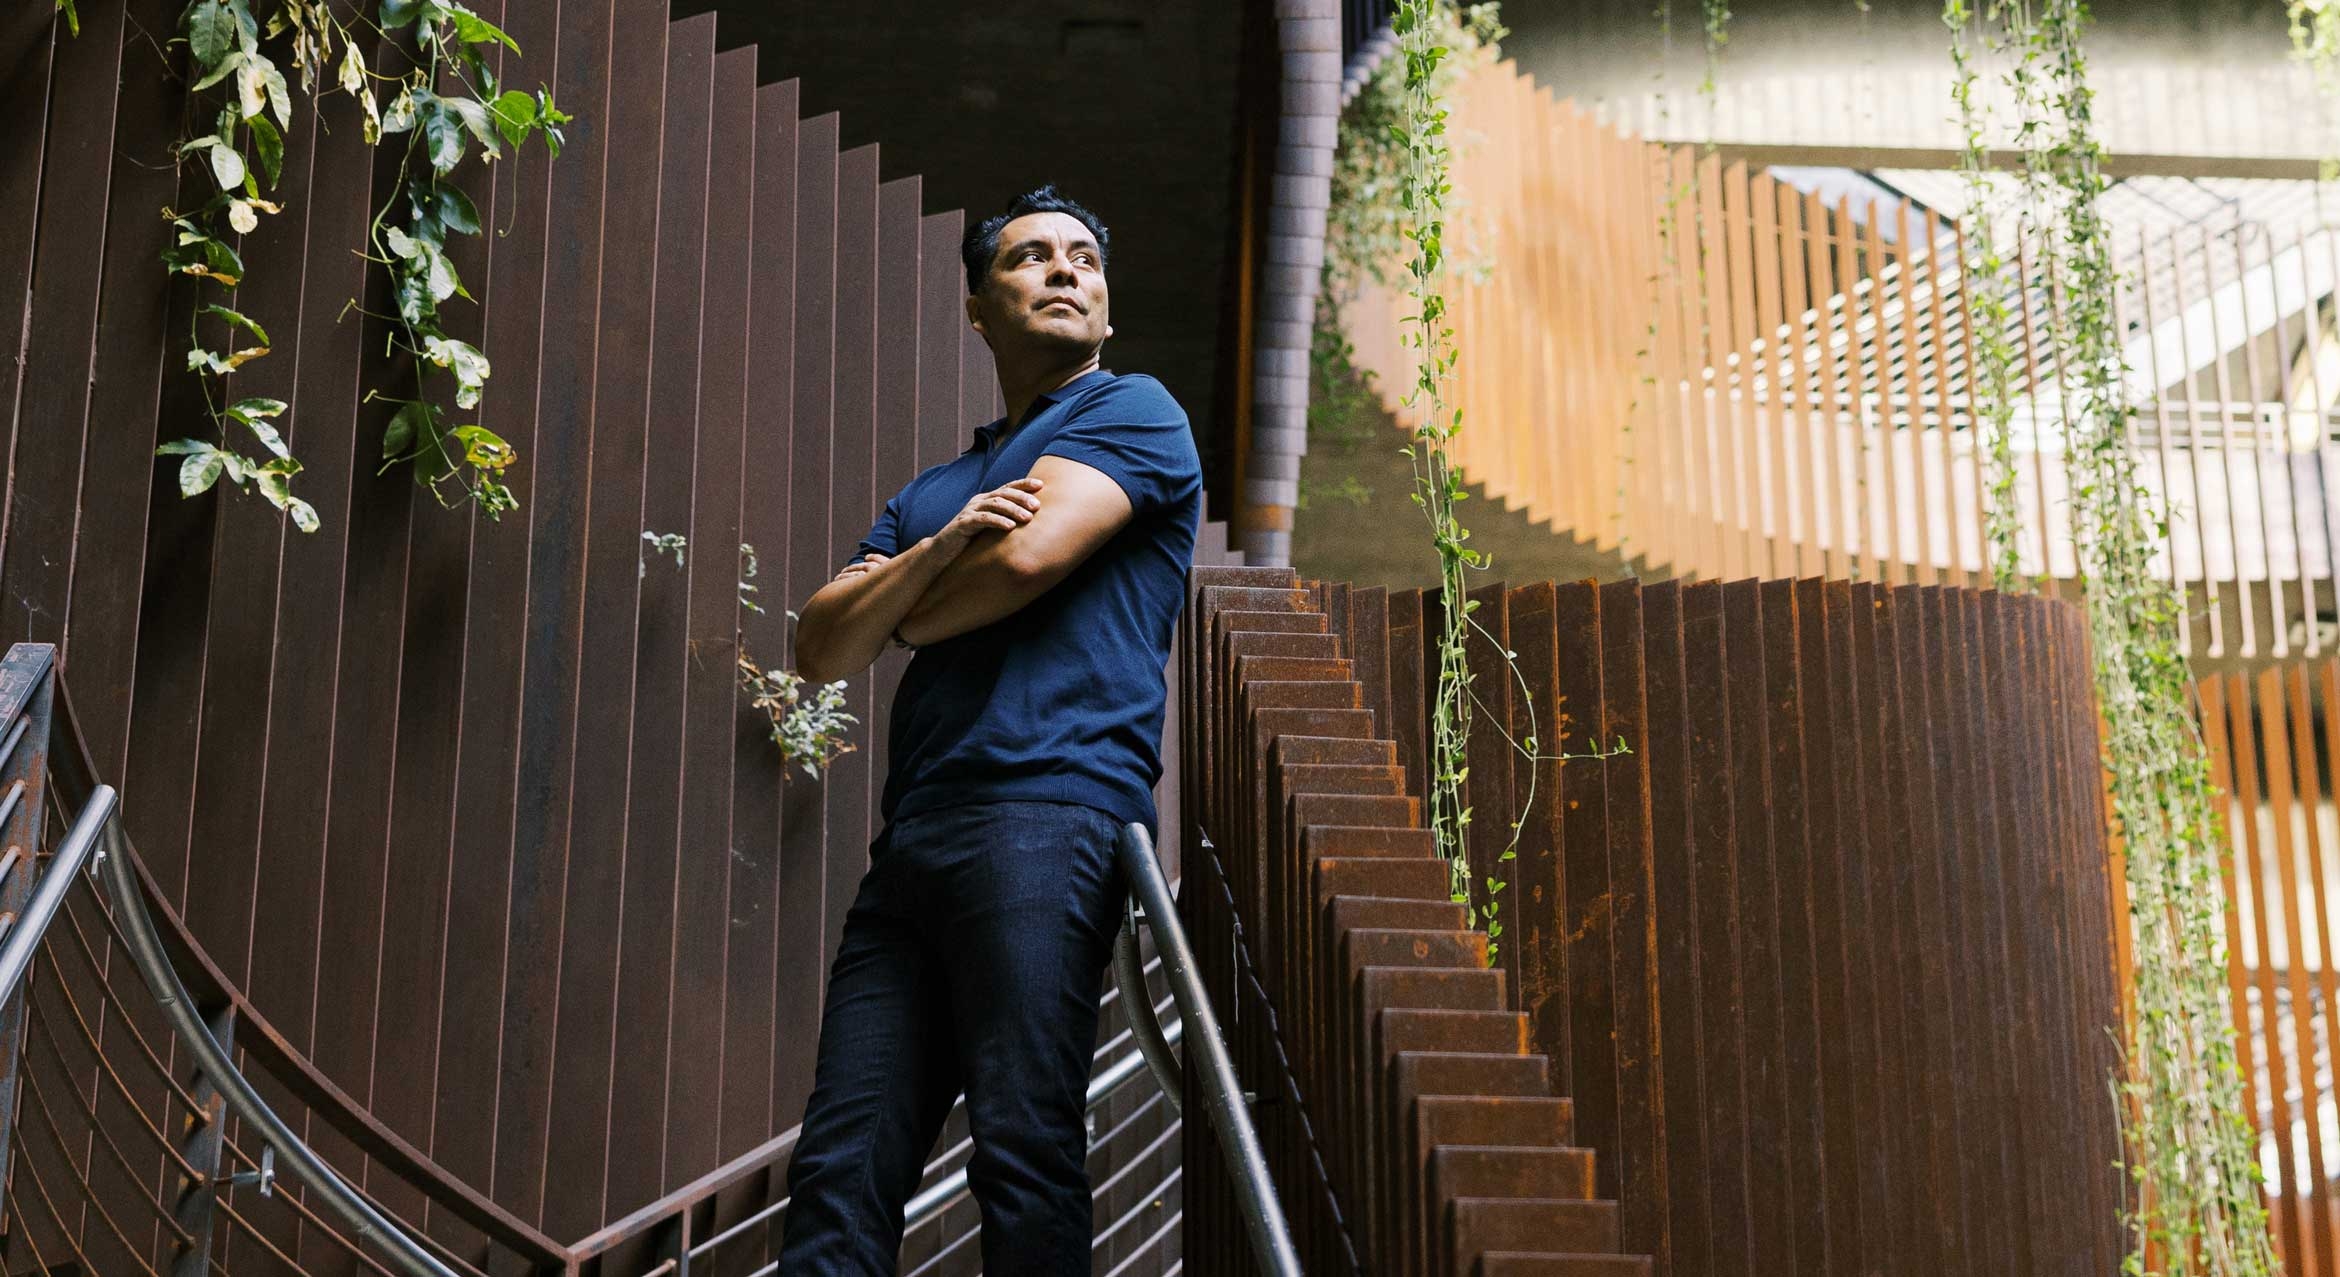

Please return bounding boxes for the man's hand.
[933,477,1044,554]
[794,478,1047,682]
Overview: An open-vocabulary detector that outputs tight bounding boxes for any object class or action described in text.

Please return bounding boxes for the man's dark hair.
[962,185,1110,296]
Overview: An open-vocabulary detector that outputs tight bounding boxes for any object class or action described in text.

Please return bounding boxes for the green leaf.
[55,0,77,38]
[422,103,466,172]
[209,143,245,191]
[228,396,288,419]
[490,89,535,150]
[384,225,419,259]
[242,417,290,459]
[191,48,244,92]
[425,245,460,303]
[378,0,425,30]
[248,114,283,186]
[425,336,491,407]
[286,497,320,533]
[383,399,434,460]
[187,0,237,66]
[180,450,226,497]
[452,424,513,470]
[446,6,518,51]
[227,199,258,234]
[156,439,212,457]
[338,39,366,96]
[443,94,501,159]
[431,183,480,237]
[263,62,292,129]
[201,304,269,346]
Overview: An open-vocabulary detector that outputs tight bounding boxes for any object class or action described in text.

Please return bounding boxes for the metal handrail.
[1114,823,1300,1277]
[0,782,114,1010]
[1112,896,1184,1114]
[57,785,463,1277]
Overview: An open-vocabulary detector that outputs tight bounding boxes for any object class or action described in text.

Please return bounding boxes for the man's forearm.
[795,536,962,682]
[895,539,1054,647]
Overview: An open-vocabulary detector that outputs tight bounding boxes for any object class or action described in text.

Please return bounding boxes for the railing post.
[171,1002,237,1277]
[0,642,56,1231]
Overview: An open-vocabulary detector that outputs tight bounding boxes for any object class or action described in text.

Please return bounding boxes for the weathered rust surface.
[1180,578,1651,1276]
[1186,573,2119,1276]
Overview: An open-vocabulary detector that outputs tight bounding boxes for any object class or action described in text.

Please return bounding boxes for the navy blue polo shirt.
[851,370,1202,833]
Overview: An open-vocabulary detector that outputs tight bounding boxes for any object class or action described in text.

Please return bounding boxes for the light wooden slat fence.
[1342,55,2340,660]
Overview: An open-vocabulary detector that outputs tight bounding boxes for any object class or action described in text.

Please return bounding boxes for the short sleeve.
[847,493,904,572]
[1039,376,1202,519]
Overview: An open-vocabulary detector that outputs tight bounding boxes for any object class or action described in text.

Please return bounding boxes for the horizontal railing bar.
[25,978,208,1182]
[41,679,573,1270]
[86,789,465,1277]
[50,893,216,1118]
[18,1051,200,1246]
[15,1097,168,1277]
[0,712,32,779]
[894,1005,1184,1238]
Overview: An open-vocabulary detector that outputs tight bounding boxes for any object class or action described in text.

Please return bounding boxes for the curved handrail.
[42,681,574,1273]
[1110,897,1184,1112]
[1114,823,1299,1277]
[64,783,460,1277]
[0,780,113,1008]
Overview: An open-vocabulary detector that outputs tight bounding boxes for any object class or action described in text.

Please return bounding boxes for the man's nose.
[1046,255,1077,285]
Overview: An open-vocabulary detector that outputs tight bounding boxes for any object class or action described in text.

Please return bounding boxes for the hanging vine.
[1943,0,2026,588]
[1947,0,2277,1270]
[2289,0,2340,179]
[152,0,568,532]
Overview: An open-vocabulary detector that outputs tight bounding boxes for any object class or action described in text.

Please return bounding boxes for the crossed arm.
[790,454,1136,684]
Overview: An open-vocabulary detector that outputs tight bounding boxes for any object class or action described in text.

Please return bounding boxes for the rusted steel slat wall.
[1483,578,2117,1277]
[1191,574,2121,1274]
[0,2,1228,1265]
[1182,565,1653,1276]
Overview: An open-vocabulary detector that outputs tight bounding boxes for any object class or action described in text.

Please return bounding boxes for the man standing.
[777,186,1202,1274]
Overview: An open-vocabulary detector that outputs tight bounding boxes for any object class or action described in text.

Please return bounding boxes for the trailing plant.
[1700,0,1730,100]
[1942,0,2026,588]
[643,532,852,777]
[152,0,567,532]
[738,650,858,780]
[1948,1,2277,1270]
[2289,0,2340,178]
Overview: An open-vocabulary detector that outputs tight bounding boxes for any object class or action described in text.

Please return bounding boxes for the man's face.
[968,211,1112,356]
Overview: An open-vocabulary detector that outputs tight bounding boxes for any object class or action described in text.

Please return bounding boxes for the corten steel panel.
[1719,578,1795,1277]
[1794,578,1867,1277]
[868,175,924,886]
[489,0,618,1226]
[722,75,798,1167]
[1682,581,1752,1277]
[666,40,757,1199]
[1503,583,1563,1120]
[604,17,716,1221]
[427,0,562,1212]
[1461,583,1516,1004]
[540,0,669,1237]
[1551,581,1612,1182]
[0,3,54,511]
[1755,578,1830,1277]
[774,107,839,1135]
[1638,580,1708,1277]
[822,142,881,989]
[918,213,965,476]
[0,0,121,749]
[1598,578,1664,1265]
[1905,587,1979,1267]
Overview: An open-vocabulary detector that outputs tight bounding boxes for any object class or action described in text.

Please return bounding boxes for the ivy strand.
[148,0,569,533]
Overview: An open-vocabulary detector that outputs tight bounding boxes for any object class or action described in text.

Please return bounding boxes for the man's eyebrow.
[999,236,1102,258]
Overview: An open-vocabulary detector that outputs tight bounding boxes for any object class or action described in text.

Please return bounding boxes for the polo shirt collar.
[972,368,1114,451]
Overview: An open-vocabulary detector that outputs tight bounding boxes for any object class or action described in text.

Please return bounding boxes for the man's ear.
[964,291,987,342]
[1105,324,1115,339]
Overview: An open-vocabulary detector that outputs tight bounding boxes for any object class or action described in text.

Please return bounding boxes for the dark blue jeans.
[777,799,1127,1275]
